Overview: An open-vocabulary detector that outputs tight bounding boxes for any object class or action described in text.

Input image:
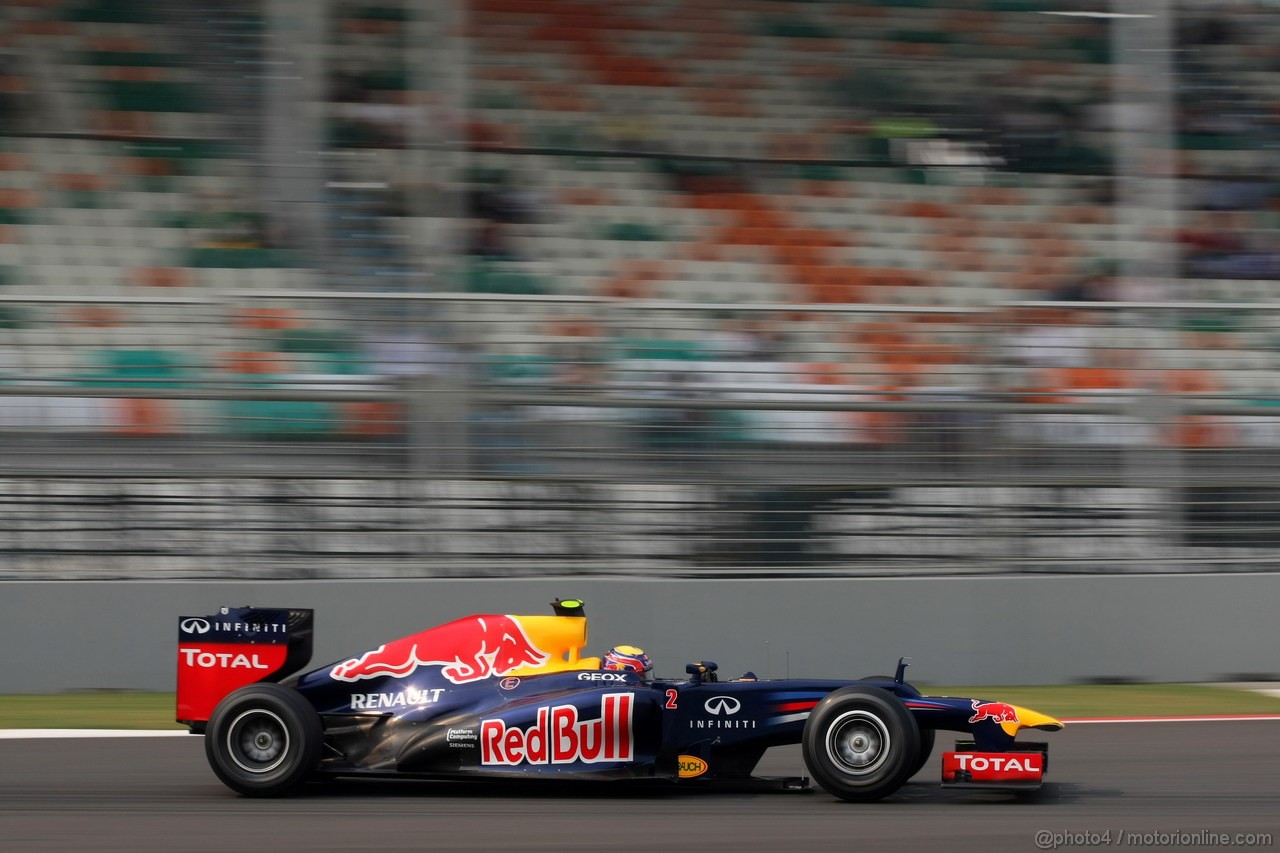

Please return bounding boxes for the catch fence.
[3,292,1280,578]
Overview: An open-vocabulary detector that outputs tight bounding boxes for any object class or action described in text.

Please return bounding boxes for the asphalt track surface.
[2,722,1277,852]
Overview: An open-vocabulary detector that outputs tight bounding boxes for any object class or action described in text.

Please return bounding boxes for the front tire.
[857,676,933,778]
[909,728,935,779]
[205,683,323,797]
[802,685,920,802]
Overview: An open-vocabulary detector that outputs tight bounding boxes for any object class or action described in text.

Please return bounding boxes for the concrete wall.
[2,574,1277,693]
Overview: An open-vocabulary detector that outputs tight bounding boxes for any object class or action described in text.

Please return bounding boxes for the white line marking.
[0,729,192,739]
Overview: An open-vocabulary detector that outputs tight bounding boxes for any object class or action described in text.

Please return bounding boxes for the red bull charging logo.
[968,700,1020,724]
[329,615,550,684]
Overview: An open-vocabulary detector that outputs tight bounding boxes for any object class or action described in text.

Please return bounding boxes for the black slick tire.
[802,685,921,802]
[205,682,323,797]
[857,675,935,779]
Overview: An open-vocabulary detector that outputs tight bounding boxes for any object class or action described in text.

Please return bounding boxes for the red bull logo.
[480,693,634,766]
[330,615,550,684]
[968,700,1020,724]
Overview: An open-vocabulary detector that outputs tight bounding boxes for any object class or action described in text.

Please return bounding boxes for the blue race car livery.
[177,599,1063,801]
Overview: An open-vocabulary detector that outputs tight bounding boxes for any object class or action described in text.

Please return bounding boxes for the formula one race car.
[177,600,1063,801]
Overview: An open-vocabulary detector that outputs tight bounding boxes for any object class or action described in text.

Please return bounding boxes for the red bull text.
[480,693,634,766]
[329,615,550,684]
[968,700,1020,724]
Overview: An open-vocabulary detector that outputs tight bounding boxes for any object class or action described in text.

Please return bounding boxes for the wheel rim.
[226,709,290,774]
[825,710,891,777]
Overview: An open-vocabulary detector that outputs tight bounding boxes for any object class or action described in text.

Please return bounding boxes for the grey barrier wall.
[1,575,1276,694]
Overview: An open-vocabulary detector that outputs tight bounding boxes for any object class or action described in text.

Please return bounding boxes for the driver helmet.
[602,645,653,678]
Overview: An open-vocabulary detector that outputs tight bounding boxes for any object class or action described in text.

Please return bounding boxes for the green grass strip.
[0,693,184,730]
[923,684,1280,719]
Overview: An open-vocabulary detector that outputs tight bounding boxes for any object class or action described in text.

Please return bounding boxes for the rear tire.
[205,683,322,797]
[802,685,920,802]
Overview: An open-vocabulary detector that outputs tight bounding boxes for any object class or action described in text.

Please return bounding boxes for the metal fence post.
[1125,388,1183,561]
[406,375,470,477]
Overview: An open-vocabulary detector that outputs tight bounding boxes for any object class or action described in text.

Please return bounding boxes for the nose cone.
[1000,704,1065,737]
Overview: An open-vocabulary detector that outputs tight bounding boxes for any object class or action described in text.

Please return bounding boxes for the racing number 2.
[665,689,678,709]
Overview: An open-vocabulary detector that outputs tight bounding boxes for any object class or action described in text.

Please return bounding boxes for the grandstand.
[2,0,1280,576]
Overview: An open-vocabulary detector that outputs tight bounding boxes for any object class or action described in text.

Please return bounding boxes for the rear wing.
[177,606,314,729]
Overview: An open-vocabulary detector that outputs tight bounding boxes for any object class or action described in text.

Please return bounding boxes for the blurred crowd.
[2,0,1280,447]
